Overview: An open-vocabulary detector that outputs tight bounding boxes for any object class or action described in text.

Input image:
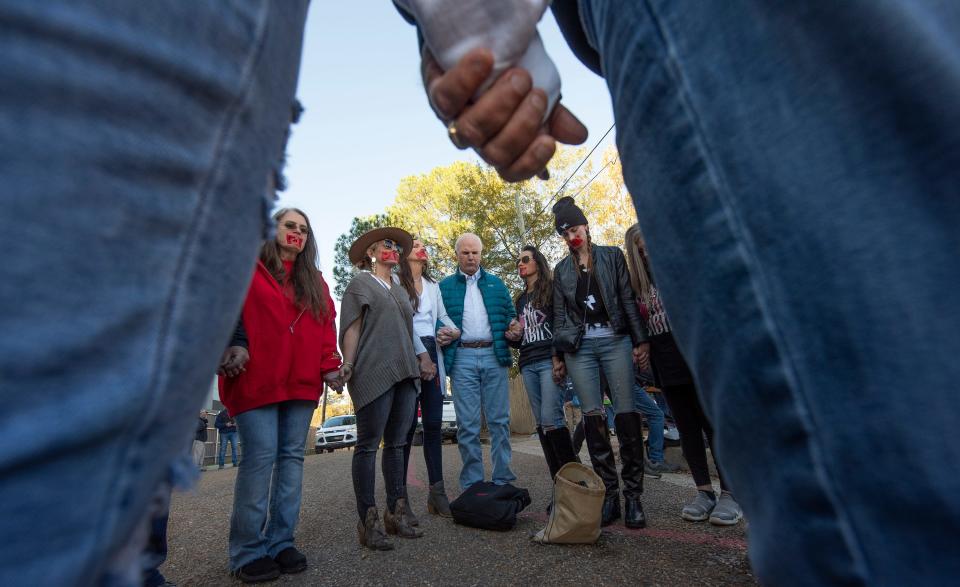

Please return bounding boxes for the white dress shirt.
[460,269,493,343]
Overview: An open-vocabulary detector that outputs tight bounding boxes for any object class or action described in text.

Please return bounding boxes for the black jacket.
[195,416,208,442]
[553,244,647,352]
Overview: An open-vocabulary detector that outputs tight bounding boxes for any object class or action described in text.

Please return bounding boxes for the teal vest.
[437,267,516,373]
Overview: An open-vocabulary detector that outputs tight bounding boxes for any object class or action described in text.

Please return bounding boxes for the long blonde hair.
[624,224,654,305]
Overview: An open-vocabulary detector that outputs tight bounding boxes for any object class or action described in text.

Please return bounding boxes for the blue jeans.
[0,2,309,584]
[354,379,418,519]
[634,383,665,463]
[405,336,445,485]
[579,1,960,584]
[520,358,566,429]
[451,347,515,489]
[564,336,637,416]
[219,430,239,467]
[229,400,315,570]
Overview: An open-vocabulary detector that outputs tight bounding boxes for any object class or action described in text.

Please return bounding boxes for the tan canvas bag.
[533,462,605,544]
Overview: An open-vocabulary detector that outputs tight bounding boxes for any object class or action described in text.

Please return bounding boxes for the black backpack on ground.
[449,481,532,531]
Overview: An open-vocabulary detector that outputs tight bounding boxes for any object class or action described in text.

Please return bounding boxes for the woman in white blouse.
[398,238,460,520]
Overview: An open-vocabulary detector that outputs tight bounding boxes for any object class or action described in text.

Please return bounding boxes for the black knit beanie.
[552,196,588,234]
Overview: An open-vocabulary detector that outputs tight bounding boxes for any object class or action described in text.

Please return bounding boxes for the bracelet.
[342,361,354,369]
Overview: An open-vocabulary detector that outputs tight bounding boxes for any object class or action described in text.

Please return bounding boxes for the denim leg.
[382,380,418,512]
[0,2,309,583]
[634,384,665,462]
[418,349,445,485]
[140,486,172,587]
[479,350,515,485]
[265,400,314,558]
[229,433,239,466]
[352,388,394,521]
[218,432,227,468]
[451,348,484,490]
[522,359,566,430]
[580,1,960,583]
[565,340,603,414]
[595,336,639,415]
[230,405,280,570]
[520,363,544,427]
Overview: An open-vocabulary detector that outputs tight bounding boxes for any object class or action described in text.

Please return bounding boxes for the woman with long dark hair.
[219,208,341,583]
[551,196,651,529]
[506,245,578,486]
[398,238,460,519]
[624,224,742,526]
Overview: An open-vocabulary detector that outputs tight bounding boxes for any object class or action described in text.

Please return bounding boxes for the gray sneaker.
[709,491,743,526]
[681,491,717,522]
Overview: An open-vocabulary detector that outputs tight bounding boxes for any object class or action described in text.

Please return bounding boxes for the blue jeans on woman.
[405,336,445,485]
[520,358,566,429]
[229,400,315,570]
[634,383,665,463]
[219,430,239,467]
[354,379,418,520]
[579,1,960,583]
[564,335,637,416]
[0,2,309,584]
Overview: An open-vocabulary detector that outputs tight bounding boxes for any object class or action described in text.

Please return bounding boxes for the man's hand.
[419,354,437,380]
[552,356,566,384]
[505,318,523,341]
[632,343,651,371]
[422,47,587,182]
[218,346,249,377]
[436,326,460,347]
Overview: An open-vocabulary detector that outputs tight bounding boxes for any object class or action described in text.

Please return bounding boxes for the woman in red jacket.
[219,208,341,583]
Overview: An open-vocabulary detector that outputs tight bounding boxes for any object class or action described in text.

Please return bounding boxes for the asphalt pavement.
[165,437,755,586]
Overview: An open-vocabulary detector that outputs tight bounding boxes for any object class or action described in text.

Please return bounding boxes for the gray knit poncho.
[339,272,420,410]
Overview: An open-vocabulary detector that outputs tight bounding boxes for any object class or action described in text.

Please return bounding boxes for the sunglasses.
[516,255,532,265]
[382,239,404,254]
[281,220,309,234]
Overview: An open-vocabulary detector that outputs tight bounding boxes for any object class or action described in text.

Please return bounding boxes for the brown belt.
[459,341,493,348]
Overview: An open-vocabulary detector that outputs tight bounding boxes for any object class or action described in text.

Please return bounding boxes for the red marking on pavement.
[518,511,747,550]
[406,457,427,489]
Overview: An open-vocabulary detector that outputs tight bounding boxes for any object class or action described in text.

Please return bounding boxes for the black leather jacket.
[553,244,648,352]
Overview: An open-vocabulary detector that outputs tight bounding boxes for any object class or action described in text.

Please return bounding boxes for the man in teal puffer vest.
[438,233,520,490]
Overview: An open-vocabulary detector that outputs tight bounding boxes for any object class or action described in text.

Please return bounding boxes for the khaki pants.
[192,440,205,469]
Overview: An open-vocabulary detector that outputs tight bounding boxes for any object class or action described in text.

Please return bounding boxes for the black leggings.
[661,383,727,490]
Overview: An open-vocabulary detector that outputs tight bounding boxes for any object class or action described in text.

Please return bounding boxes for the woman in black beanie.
[551,196,652,528]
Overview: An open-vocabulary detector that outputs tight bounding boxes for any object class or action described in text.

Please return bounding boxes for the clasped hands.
[423,47,588,182]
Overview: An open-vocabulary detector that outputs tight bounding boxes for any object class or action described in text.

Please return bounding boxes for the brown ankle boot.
[357,507,394,551]
[383,498,424,538]
[426,481,452,518]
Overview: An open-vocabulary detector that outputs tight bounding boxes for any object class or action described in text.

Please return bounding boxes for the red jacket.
[219,260,340,416]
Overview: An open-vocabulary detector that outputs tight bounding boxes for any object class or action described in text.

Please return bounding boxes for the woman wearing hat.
[336,226,430,551]
[551,196,651,529]
[219,208,341,583]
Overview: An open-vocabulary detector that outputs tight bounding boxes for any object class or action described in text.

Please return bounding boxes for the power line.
[569,155,618,201]
[522,123,615,236]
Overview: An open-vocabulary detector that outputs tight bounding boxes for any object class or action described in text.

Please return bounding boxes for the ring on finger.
[447,120,467,149]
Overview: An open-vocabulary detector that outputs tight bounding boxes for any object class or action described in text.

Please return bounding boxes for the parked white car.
[412,399,458,446]
[314,415,357,453]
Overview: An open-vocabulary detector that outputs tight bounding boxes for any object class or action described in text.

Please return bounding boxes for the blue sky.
[279,5,617,282]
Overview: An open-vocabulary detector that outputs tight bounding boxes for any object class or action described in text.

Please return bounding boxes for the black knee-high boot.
[583,413,621,526]
[546,426,579,470]
[536,427,561,480]
[614,412,647,528]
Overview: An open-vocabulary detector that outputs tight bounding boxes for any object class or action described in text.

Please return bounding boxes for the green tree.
[332,213,393,298]
[387,146,636,297]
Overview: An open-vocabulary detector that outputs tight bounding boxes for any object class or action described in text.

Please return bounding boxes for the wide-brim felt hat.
[348,226,414,266]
